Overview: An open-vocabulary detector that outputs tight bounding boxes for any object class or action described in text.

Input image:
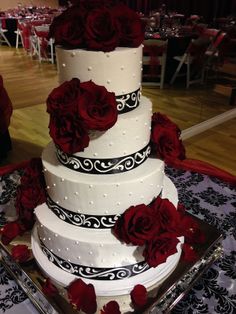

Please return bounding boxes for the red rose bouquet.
[47,78,117,154]
[49,1,144,51]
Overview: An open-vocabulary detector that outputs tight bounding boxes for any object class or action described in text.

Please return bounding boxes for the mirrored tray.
[0,214,223,314]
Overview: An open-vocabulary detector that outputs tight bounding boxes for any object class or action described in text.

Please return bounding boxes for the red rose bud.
[182,243,198,262]
[130,284,147,309]
[67,279,97,314]
[42,278,58,297]
[1,221,24,245]
[11,244,30,263]
[101,300,121,314]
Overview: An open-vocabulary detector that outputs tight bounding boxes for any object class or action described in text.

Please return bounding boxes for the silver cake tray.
[0,214,223,314]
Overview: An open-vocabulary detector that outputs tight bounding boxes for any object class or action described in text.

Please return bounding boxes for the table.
[0,163,235,313]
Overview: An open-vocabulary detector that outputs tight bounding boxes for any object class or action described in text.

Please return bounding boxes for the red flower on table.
[151,112,186,162]
[101,300,121,314]
[113,204,161,246]
[67,279,97,314]
[11,244,30,263]
[150,197,181,233]
[42,278,58,297]
[1,221,24,245]
[130,284,147,309]
[143,232,180,268]
[15,158,46,230]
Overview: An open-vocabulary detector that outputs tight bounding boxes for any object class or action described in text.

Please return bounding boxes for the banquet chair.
[0,26,11,47]
[170,36,210,88]
[33,25,54,64]
[142,39,168,89]
[14,28,24,48]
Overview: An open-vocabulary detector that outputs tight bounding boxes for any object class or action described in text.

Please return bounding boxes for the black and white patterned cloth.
[0,166,235,313]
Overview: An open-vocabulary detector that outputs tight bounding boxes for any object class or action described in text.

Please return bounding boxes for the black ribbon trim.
[116,88,140,114]
[40,241,150,281]
[56,144,151,174]
[47,189,163,229]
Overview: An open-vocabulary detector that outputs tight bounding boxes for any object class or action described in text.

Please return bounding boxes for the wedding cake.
[31,2,184,312]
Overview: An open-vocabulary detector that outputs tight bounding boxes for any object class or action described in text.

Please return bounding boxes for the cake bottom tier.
[31,177,183,308]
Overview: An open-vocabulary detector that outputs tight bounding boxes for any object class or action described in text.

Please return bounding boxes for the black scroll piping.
[46,196,121,229]
[40,241,150,280]
[116,88,141,114]
[56,144,151,174]
[47,189,162,229]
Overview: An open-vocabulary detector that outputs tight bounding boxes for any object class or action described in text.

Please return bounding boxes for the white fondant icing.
[56,45,142,96]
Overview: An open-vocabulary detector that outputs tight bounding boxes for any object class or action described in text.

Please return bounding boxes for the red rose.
[1,221,24,245]
[178,216,205,244]
[143,233,179,267]
[11,244,30,263]
[85,8,119,52]
[46,78,80,115]
[151,112,186,161]
[42,278,58,297]
[101,300,121,314]
[15,158,46,230]
[182,243,198,262]
[67,279,97,314]
[49,7,85,47]
[49,114,90,154]
[112,3,144,47]
[78,81,117,131]
[130,284,147,309]
[150,197,181,233]
[113,204,160,246]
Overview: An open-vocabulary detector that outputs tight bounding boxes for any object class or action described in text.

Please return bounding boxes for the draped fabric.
[0,76,13,135]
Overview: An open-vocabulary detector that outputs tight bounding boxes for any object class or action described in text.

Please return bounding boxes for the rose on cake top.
[49,0,144,52]
[46,78,117,154]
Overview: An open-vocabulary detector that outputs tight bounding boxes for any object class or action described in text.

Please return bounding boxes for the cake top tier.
[49,0,144,52]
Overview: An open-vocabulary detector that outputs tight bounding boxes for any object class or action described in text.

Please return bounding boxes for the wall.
[0,1,59,11]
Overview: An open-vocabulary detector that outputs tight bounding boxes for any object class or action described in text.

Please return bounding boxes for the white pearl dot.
[57,248,61,252]
[55,234,58,237]
[64,196,68,200]
[109,142,113,146]
[61,178,64,182]
[100,244,104,247]
[88,66,92,71]
[89,251,93,255]
[62,63,66,67]
[90,263,94,267]
[75,191,79,195]
[48,238,51,241]
[141,195,144,199]
[50,249,53,252]
[133,74,136,77]
[46,186,50,190]
[122,131,126,135]
[71,52,76,57]
[117,202,121,206]
[105,210,109,214]
[56,201,59,204]
[121,66,124,70]
[134,50,137,54]
[106,54,110,58]
[103,193,107,197]
[113,252,117,256]
[68,259,71,262]
[66,248,69,251]
[89,185,93,188]
[53,183,56,187]
[89,201,94,205]
[150,183,154,187]
[122,90,125,94]
[77,256,81,260]
[116,183,120,187]
[129,192,132,196]
[141,67,143,71]
[93,153,98,157]
[157,184,160,188]
[75,241,79,245]
[107,80,111,84]
[140,180,143,183]
[43,168,47,172]
[77,209,81,213]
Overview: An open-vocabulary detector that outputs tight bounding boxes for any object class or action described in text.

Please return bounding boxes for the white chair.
[142,39,168,89]
[14,29,24,48]
[170,36,210,88]
[33,25,54,64]
[0,27,11,47]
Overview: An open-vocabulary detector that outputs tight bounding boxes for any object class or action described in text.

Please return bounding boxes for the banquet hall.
[0,1,235,314]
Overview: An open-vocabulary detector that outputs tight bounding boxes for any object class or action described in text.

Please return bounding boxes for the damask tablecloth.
[0,165,235,314]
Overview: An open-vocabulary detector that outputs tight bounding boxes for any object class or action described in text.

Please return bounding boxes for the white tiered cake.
[31,4,183,313]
